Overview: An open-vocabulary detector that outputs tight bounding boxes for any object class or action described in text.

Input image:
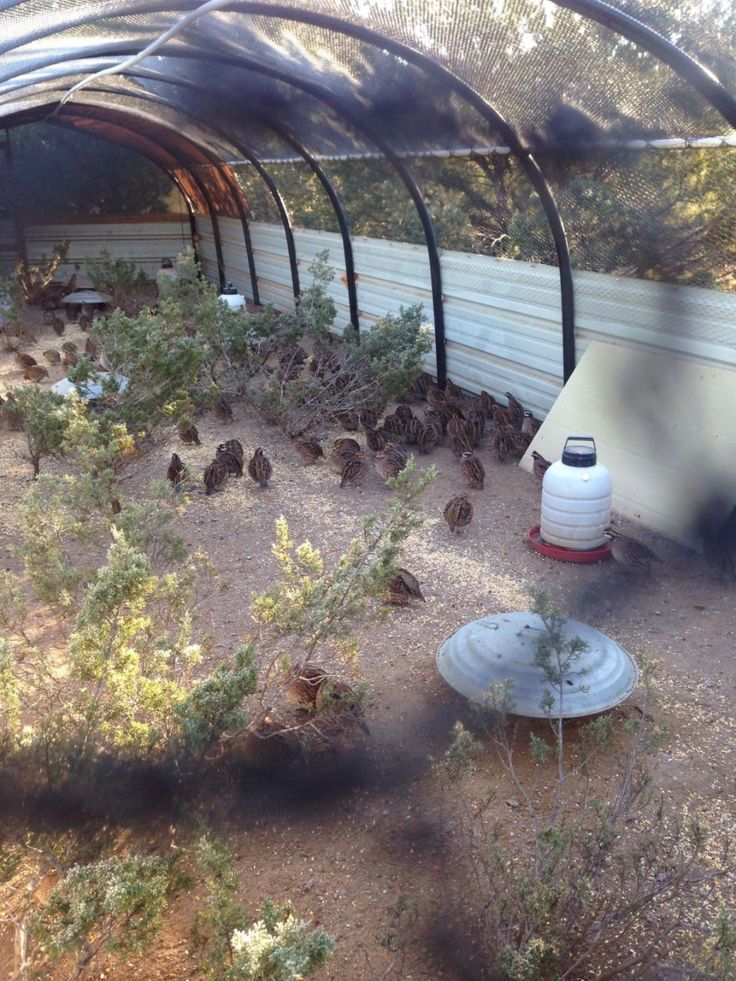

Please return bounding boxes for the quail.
[531,450,551,481]
[247,447,272,488]
[444,494,474,534]
[604,529,663,574]
[204,459,229,496]
[459,451,485,490]
[167,452,188,486]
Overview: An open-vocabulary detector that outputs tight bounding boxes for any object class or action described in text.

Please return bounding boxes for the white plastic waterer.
[218,282,245,309]
[540,436,612,550]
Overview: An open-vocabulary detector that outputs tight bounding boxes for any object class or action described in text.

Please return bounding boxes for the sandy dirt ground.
[0,306,734,980]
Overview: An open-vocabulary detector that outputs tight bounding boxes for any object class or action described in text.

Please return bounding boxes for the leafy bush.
[194,836,335,981]
[85,250,151,315]
[32,853,178,977]
[5,385,66,476]
[348,302,433,403]
[230,900,335,981]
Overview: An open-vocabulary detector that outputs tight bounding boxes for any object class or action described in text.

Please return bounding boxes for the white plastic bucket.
[540,436,612,549]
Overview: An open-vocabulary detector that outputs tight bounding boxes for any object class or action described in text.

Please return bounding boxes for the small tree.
[251,460,435,707]
[85,250,151,315]
[15,240,69,305]
[7,386,66,477]
[32,853,178,979]
[436,590,734,980]
[348,302,433,403]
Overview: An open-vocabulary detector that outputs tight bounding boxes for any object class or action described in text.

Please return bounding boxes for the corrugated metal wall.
[0,216,191,279]
[198,218,736,419]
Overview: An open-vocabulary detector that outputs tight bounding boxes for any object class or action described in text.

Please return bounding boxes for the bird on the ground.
[521,410,541,437]
[466,409,485,447]
[491,404,515,429]
[387,568,425,606]
[364,424,386,454]
[204,459,229,495]
[445,378,463,403]
[531,450,552,481]
[359,408,379,429]
[460,451,485,489]
[604,529,663,574]
[375,443,407,481]
[416,422,440,454]
[61,350,78,368]
[332,440,363,470]
[211,396,233,424]
[78,313,91,332]
[381,412,406,441]
[451,434,473,458]
[478,390,496,418]
[178,418,201,445]
[395,404,414,425]
[493,426,531,463]
[247,447,272,488]
[505,391,525,429]
[42,349,61,366]
[84,337,98,359]
[292,437,324,465]
[444,494,474,533]
[167,453,188,486]
[216,444,243,477]
[61,341,78,355]
[286,662,328,709]
[24,365,49,382]
[340,453,368,487]
[15,353,37,370]
[51,317,65,336]
[334,437,361,454]
[447,416,468,441]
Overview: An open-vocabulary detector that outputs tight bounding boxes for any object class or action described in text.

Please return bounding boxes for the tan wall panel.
[521,341,736,549]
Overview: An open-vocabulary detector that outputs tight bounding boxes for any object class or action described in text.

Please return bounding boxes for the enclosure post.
[229,148,300,300]
[268,121,359,335]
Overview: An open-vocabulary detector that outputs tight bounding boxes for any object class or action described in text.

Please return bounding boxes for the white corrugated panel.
[197,220,736,423]
[1,217,191,279]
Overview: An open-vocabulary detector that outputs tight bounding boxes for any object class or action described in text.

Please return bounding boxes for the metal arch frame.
[0,57,446,384]
[2,4,735,380]
[554,0,736,129]
[0,2,574,384]
[267,119,359,335]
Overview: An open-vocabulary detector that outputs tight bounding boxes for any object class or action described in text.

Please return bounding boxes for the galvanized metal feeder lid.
[62,290,111,304]
[437,611,639,718]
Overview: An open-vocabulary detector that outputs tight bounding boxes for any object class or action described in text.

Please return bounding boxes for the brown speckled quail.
[42,349,61,365]
[387,568,425,606]
[604,529,663,574]
[24,365,49,382]
[444,494,474,533]
[178,418,201,445]
[340,453,368,488]
[292,437,324,464]
[505,391,525,429]
[416,422,440,454]
[459,451,485,489]
[15,353,37,370]
[247,447,272,488]
[531,450,551,481]
[204,459,229,496]
[167,453,188,486]
[521,410,541,437]
[286,662,329,709]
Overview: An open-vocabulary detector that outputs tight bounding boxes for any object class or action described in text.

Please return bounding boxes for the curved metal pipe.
[265,119,359,336]
[4,3,736,380]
